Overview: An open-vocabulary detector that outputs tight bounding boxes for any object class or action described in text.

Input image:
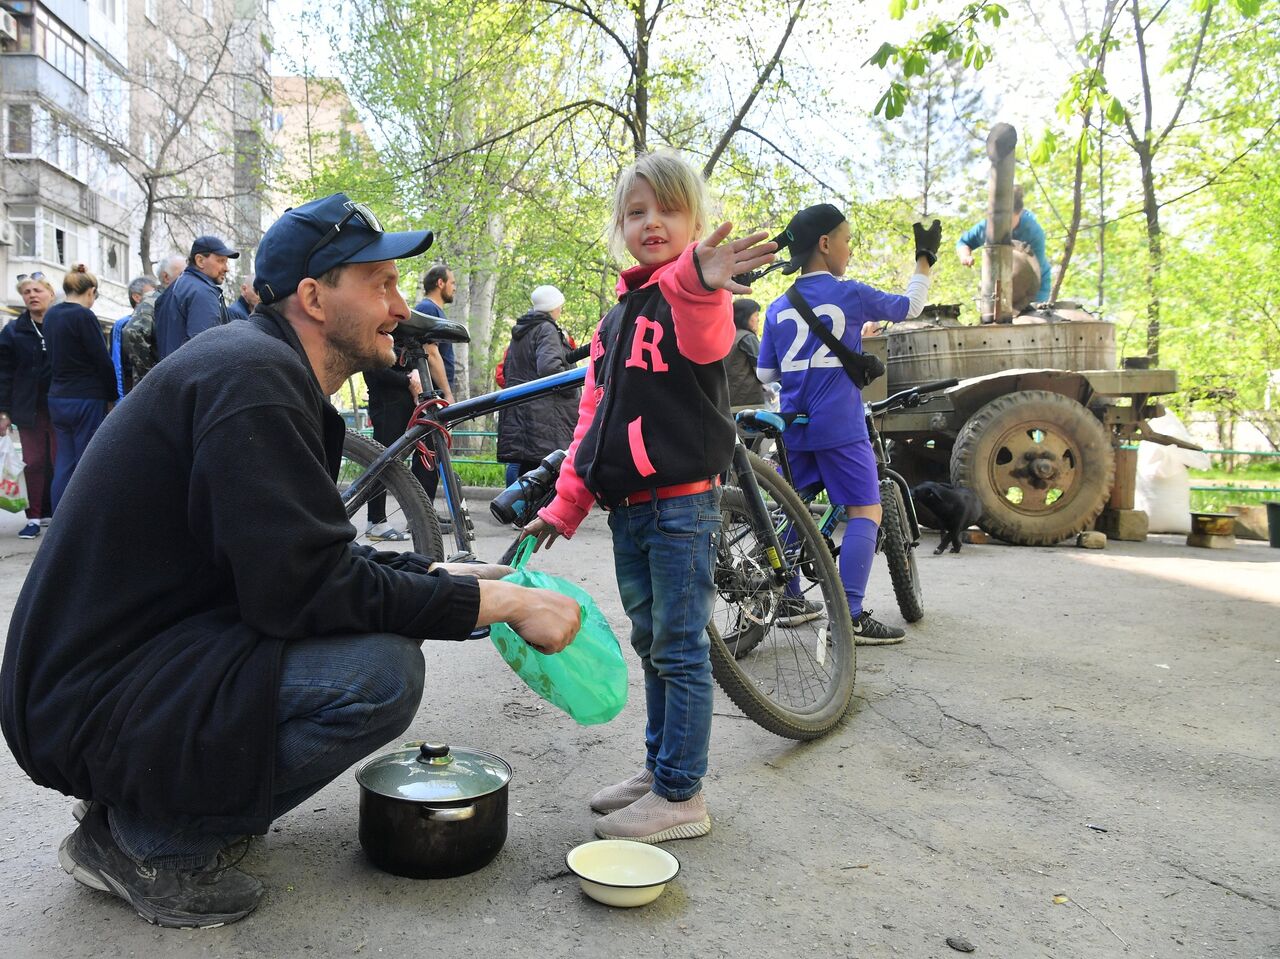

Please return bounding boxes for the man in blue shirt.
[412,263,457,402]
[759,204,936,644]
[154,235,239,359]
[955,184,1053,303]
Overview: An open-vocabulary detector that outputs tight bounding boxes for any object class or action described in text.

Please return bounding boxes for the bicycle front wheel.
[340,431,444,560]
[709,452,856,740]
[881,479,924,623]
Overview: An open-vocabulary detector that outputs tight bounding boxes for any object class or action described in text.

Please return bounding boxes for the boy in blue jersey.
[757,204,939,644]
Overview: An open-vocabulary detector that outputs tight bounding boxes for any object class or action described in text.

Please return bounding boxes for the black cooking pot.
[356,742,511,879]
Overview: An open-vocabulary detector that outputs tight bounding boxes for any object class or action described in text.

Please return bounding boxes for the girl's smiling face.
[622,176,695,266]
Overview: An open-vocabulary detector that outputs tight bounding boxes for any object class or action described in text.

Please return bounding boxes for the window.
[203,0,212,23]
[145,0,157,24]
[100,235,126,283]
[93,0,117,22]
[14,5,89,87]
[166,37,178,63]
[142,131,155,165]
[7,205,37,258]
[6,104,33,154]
[41,209,84,267]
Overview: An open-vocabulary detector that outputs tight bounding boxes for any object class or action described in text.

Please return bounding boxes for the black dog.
[911,482,983,554]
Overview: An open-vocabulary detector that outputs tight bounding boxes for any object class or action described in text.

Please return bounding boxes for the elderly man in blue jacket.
[955,184,1053,304]
[154,235,238,359]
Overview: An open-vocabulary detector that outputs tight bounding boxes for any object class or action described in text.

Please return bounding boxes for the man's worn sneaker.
[589,769,654,814]
[776,597,823,627]
[58,803,264,928]
[852,609,906,646]
[18,521,39,539]
[594,790,711,843]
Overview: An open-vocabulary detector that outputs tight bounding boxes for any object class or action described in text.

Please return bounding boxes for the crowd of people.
[0,150,954,930]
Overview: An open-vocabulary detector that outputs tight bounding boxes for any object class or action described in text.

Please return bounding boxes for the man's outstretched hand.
[694,223,777,294]
[914,219,942,265]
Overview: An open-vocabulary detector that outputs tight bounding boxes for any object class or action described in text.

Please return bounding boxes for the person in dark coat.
[225,273,259,323]
[0,273,58,538]
[496,284,581,483]
[0,193,580,929]
[154,235,239,359]
[43,264,117,512]
[363,356,437,539]
[725,297,766,410]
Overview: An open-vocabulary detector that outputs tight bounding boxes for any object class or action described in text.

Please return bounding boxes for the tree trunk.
[1097,124,1105,308]
[465,214,503,402]
[1137,141,1162,362]
[1051,108,1090,304]
[632,3,649,154]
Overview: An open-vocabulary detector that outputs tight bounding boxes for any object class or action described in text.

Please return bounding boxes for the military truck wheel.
[950,390,1114,546]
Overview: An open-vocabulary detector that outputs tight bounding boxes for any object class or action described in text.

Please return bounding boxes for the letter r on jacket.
[625,317,669,372]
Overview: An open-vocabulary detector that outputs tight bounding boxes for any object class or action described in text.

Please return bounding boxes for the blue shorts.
[787,441,880,507]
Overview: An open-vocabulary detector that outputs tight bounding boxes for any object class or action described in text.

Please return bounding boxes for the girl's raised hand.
[694,223,777,294]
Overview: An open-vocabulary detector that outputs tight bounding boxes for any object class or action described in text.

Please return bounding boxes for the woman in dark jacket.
[44,265,117,512]
[726,298,766,410]
[496,285,581,480]
[0,273,59,538]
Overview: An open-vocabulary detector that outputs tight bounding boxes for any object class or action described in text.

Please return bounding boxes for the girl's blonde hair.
[609,150,709,259]
[63,263,98,296]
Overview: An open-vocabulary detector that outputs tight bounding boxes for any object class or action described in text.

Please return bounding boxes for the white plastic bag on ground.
[0,433,28,514]
[1134,413,1211,534]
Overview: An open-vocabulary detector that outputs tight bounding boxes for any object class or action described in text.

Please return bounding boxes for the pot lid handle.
[417,743,453,766]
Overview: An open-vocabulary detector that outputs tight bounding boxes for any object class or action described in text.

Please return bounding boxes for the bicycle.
[708,377,957,739]
[336,308,886,741]
[338,308,587,562]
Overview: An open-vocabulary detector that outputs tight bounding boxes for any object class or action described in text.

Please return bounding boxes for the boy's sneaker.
[852,609,906,646]
[776,597,823,626]
[366,522,406,541]
[18,521,39,539]
[589,769,654,814]
[594,790,711,844]
[58,803,264,928]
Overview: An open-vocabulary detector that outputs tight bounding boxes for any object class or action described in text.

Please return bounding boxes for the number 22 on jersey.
[776,303,847,373]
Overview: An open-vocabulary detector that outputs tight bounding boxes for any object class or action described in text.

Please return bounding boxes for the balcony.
[0,53,86,113]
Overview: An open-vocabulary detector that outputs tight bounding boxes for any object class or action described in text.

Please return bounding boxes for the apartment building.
[0,0,270,321]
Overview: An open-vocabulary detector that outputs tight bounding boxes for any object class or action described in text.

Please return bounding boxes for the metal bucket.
[884,321,1117,392]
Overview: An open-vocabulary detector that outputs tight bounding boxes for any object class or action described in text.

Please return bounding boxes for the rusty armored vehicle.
[864,124,1178,546]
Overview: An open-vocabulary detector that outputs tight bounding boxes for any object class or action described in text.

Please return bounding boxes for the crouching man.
[0,194,579,929]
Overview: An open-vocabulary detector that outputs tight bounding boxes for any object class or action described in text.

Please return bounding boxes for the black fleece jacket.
[0,308,481,834]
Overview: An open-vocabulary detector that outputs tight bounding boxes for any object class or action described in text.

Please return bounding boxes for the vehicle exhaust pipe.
[980,123,1018,324]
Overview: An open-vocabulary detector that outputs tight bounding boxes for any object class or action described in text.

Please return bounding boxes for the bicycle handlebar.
[868,377,958,414]
[567,342,591,364]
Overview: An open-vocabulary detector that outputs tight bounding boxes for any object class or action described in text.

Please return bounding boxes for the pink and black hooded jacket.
[538,243,735,537]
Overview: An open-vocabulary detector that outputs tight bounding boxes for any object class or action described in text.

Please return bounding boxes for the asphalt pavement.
[0,504,1276,959]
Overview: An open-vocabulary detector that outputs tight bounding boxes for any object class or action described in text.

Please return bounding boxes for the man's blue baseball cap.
[191,234,240,259]
[254,193,434,304]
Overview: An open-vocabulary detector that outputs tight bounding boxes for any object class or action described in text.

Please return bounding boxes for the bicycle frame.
[340,345,586,556]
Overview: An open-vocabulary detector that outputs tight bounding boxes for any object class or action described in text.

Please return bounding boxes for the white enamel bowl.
[565,839,681,907]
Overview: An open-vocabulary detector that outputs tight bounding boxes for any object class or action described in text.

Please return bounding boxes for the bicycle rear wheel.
[881,479,924,623]
[709,452,856,740]
[340,431,444,560]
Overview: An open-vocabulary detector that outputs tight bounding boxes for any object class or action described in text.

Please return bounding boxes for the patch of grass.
[453,461,507,487]
[1190,489,1278,513]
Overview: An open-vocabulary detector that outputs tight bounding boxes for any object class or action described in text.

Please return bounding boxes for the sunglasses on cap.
[16,272,47,282]
[302,201,383,277]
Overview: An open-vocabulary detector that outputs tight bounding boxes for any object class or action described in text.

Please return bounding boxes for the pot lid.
[357,743,511,802]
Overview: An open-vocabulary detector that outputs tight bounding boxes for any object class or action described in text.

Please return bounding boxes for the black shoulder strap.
[784,284,884,388]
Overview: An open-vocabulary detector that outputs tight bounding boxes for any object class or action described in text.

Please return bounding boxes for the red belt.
[620,477,719,507]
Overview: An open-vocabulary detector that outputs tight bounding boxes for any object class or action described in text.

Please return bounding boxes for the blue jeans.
[608,488,720,801]
[109,633,425,868]
[48,397,108,513]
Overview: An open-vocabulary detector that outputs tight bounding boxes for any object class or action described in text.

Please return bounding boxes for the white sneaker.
[366,522,407,541]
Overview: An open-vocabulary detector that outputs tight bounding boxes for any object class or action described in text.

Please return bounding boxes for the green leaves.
[873,80,910,119]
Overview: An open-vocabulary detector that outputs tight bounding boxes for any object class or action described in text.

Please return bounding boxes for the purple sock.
[840,517,879,617]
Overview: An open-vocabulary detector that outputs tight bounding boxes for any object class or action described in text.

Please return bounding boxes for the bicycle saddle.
[396,308,471,344]
[734,409,808,436]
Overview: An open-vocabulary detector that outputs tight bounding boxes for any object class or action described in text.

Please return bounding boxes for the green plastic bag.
[489,538,627,725]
